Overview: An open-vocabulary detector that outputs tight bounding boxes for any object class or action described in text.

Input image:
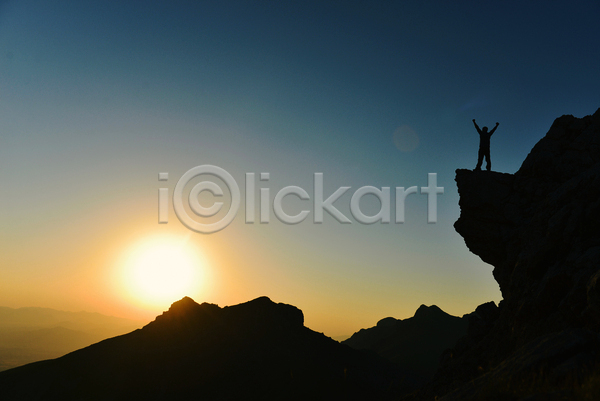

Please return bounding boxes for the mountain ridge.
[0,296,408,400]
[343,304,468,381]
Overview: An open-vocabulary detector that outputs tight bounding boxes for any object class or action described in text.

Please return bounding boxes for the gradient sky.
[1,0,599,337]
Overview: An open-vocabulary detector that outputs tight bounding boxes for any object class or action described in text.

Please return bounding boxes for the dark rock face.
[0,296,406,401]
[431,109,600,399]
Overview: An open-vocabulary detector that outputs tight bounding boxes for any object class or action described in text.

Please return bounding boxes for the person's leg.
[485,149,491,171]
[475,148,484,170]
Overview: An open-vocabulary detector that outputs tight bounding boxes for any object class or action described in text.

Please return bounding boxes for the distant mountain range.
[0,306,144,371]
[0,297,470,400]
[0,296,420,400]
[343,304,468,381]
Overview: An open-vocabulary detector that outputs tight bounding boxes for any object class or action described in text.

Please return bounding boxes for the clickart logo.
[158,165,444,234]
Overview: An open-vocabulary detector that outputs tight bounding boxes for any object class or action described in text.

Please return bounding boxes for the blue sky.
[1,0,599,336]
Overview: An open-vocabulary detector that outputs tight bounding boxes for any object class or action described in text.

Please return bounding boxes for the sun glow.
[118,236,207,310]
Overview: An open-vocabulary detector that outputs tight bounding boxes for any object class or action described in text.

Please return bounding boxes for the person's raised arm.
[472,119,482,134]
[489,122,499,136]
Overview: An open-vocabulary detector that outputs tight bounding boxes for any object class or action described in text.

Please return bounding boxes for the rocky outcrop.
[428,108,600,399]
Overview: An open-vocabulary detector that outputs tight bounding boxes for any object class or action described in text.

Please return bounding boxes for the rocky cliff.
[428,108,600,399]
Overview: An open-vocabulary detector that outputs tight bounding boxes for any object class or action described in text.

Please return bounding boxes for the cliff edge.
[430,108,600,399]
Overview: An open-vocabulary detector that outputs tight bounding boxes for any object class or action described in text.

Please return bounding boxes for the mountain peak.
[223,296,304,329]
[376,317,398,327]
[170,296,199,310]
[413,304,447,319]
[161,296,219,318]
[146,295,304,335]
[343,305,467,380]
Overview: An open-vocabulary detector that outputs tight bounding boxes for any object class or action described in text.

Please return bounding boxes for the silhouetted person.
[473,119,499,171]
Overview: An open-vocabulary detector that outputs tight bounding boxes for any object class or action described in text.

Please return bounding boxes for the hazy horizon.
[1,0,599,338]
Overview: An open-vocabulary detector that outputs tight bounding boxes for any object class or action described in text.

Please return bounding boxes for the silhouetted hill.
[418,108,600,400]
[0,297,409,400]
[343,305,468,381]
[0,307,144,371]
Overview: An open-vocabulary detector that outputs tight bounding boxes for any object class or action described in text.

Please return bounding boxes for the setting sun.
[117,236,207,309]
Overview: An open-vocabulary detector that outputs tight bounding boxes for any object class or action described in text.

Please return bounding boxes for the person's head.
[482,127,488,133]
